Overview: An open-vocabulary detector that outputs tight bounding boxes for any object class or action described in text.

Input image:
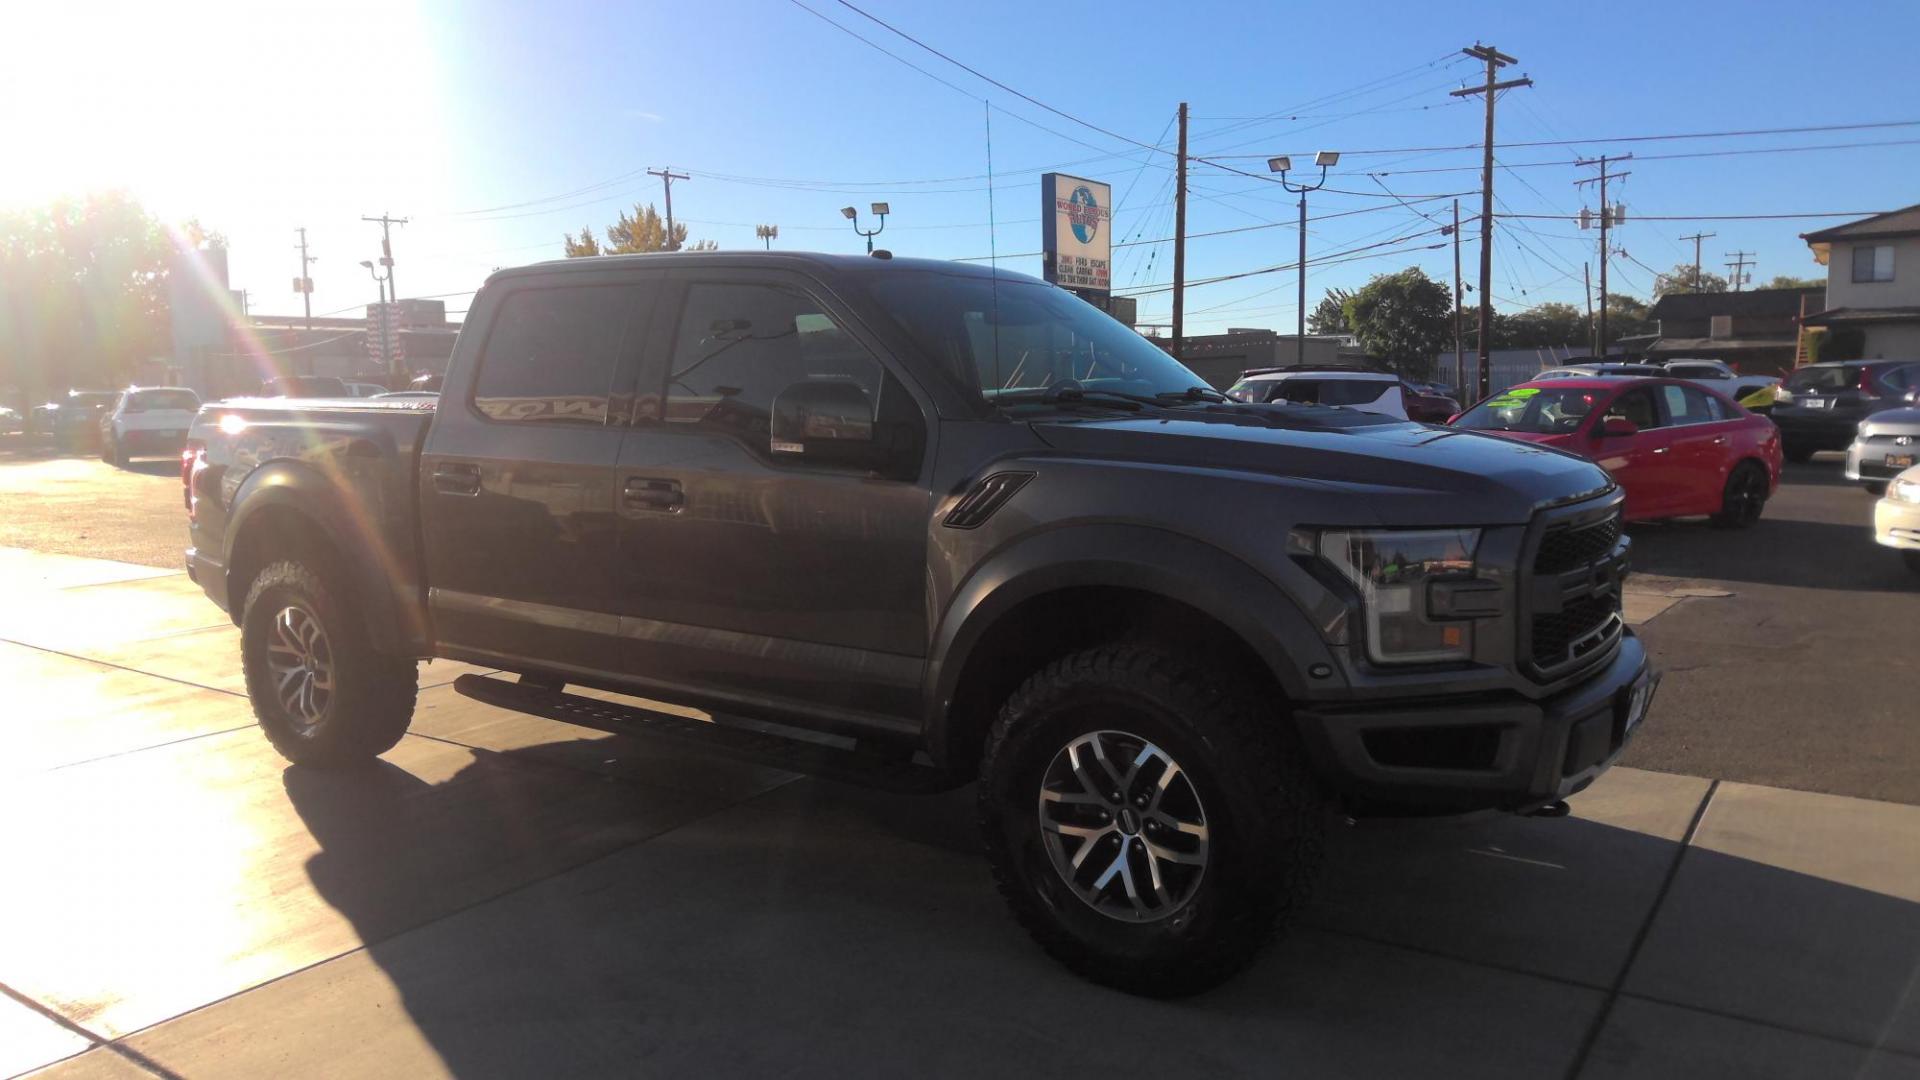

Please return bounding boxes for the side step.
[451,674,963,795]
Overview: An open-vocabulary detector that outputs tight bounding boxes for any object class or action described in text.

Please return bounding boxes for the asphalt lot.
[0,436,184,569]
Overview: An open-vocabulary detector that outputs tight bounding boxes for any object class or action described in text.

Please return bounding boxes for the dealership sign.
[1041,172,1111,295]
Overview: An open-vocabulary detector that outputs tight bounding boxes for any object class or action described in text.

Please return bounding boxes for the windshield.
[863,273,1208,406]
[1784,365,1857,392]
[126,389,200,411]
[1453,385,1604,434]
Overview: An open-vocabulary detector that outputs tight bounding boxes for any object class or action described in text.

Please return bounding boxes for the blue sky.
[13,0,1914,332]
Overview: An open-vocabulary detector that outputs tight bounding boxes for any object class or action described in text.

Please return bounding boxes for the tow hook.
[1526,800,1572,819]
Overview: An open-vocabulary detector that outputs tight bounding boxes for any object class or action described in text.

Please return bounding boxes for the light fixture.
[1315,150,1341,167]
[840,207,857,220]
[359,259,373,268]
[1267,156,1292,174]
[870,202,890,216]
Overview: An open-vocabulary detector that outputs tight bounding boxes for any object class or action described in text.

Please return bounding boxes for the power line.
[1361,136,1920,176]
[1496,210,1892,221]
[1114,224,1455,296]
[1197,118,1920,159]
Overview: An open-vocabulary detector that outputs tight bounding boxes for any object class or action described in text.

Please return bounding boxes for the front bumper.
[1875,498,1920,551]
[1847,438,1920,481]
[1295,631,1656,815]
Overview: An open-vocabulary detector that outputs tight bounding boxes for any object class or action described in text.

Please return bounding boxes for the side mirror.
[1599,416,1639,437]
[770,380,876,464]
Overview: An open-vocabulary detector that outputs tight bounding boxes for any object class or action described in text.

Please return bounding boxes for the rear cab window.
[471,285,644,425]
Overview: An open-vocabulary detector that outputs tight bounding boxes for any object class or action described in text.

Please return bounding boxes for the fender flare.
[921,524,1338,768]
[224,461,427,656]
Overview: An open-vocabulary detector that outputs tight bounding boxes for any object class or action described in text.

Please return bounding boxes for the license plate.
[1624,675,1657,735]
[1802,398,1829,409]
[1888,453,1915,469]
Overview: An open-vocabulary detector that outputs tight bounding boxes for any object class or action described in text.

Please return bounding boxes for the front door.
[612,271,933,729]
[1659,383,1739,515]
[421,272,658,676]
[1591,386,1679,518]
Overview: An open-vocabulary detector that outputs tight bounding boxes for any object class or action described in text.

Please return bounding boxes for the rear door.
[611,269,933,725]
[421,269,660,676]
[1592,386,1680,517]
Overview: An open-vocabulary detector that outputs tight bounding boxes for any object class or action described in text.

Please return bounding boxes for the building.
[183,306,460,399]
[1172,330,1370,390]
[1626,287,1825,376]
[1800,203,1920,360]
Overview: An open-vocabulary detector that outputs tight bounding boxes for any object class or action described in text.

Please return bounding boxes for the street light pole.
[360,259,393,380]
[1268,151,1339,367]
[841,203,889,254]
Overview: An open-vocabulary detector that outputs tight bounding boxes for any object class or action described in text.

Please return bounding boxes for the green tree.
[0,192,182,400]
[1762,274,1822,290]
[1601,294,1655,346]
[1653,262,1729,297]
[1306,287,1353,336]
[1343,268,1451,377]
[1501,302,1587,348]
[563,202,715,256]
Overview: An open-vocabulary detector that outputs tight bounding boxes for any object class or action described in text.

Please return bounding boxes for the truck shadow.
[277,745,1920,1077]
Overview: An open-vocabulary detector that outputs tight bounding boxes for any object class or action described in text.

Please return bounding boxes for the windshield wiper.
[1156,386,1228,404]
[997,386,1145,411]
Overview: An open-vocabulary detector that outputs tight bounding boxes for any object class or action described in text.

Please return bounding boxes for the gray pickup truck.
[183,252,1654,995]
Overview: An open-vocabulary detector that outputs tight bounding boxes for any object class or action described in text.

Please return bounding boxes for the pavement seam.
[1563,777,1721,1080]
[0,637,247,699]
[1611,988,1920,1063]
[40,724,259,775]
[0,983,183,1080]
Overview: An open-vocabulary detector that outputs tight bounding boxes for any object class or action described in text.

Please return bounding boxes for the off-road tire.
[977,643,1325,997]
[1709,461,1769,529]
[241,558,416,767]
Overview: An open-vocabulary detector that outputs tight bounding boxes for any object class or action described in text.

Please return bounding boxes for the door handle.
[624,477,684,511]
[432,462,481,496]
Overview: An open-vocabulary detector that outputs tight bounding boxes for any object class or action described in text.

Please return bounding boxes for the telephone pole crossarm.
[647,169,691,251]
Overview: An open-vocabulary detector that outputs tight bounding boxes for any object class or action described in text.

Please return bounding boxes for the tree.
[1762,274,1822,290]
[1653,262,1729,297]
[0,192,181,400]
[563,202,715,256]
[1501,302,1587,349]
[1306,287,1353,336]
[1602,294,1654,344]
[1343,268,1451,377]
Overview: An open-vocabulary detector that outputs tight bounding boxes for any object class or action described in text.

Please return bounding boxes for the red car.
[1450,376,1783,526]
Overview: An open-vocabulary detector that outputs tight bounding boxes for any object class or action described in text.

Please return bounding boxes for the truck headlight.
[1307,528,1482,664]
[1890,476,1920,504]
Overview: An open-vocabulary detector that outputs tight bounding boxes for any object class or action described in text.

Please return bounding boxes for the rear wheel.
[241,557,417,767]
[101,434,124,467]
[977,643,1324,997]
[1710,462,1769,529]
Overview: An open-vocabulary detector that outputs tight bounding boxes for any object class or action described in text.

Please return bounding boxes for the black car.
[36,390,119,450]
[1771,360,1920,461]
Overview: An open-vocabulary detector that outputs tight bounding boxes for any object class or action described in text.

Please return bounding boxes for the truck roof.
[499,250,1041,285]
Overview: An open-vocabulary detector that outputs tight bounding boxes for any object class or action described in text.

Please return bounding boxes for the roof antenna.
[985,99,1002,396]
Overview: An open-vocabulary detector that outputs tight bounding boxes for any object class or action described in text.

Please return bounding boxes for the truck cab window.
[473,286,638,424]
[663,282,881,437]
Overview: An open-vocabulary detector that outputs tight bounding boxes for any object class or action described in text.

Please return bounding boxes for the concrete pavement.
[3,546,1918,1078]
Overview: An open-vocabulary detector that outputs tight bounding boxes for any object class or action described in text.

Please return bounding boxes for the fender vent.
[943,471,1034,530]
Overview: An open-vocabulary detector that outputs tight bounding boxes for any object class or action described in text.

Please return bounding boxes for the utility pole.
[361,213,408,300]
[1171,102,1188,359]
[1584,262,1596,356]
[1452,44,1531,401]
[294,227,316,330]
[1680,231,1716,290]
[647,169,689,251]
[1726,250,1755,291]
[1576,154,1630,355]
[1452,199,1464,383]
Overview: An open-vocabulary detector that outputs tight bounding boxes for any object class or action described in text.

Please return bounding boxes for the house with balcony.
[1800,203,1920,361]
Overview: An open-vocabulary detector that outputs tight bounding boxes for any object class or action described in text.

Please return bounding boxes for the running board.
[451,674,962,794]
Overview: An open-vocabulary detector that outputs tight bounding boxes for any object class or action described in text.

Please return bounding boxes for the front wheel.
[977,643,1324,997]
[241,558,417,767]
[1710,462,1769,529]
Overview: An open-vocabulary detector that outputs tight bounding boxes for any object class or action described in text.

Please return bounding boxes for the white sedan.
[1874,465,1920,576]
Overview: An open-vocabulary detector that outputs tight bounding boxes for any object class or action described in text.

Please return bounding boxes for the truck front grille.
[1520,501,1626,681]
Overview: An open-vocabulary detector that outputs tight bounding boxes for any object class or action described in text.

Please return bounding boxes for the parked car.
[1660,360,1781,412]
[37,390,119,450]
[0,405,21,434]
[1846,406,1920,494]
[184,252,1654,996]
[1873,465,1920,575]
[259,375,350,398]
[1401,380,1460,423]
[1450,376,1782,526]
[100,386,202,466]
[1225,368,1409,418]
[1770,360,1920,462]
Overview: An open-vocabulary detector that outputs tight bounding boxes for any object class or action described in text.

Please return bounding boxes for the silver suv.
[1847,406,1920,493]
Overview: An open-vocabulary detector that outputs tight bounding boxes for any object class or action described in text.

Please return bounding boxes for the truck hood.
[1029,405,1614,526]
